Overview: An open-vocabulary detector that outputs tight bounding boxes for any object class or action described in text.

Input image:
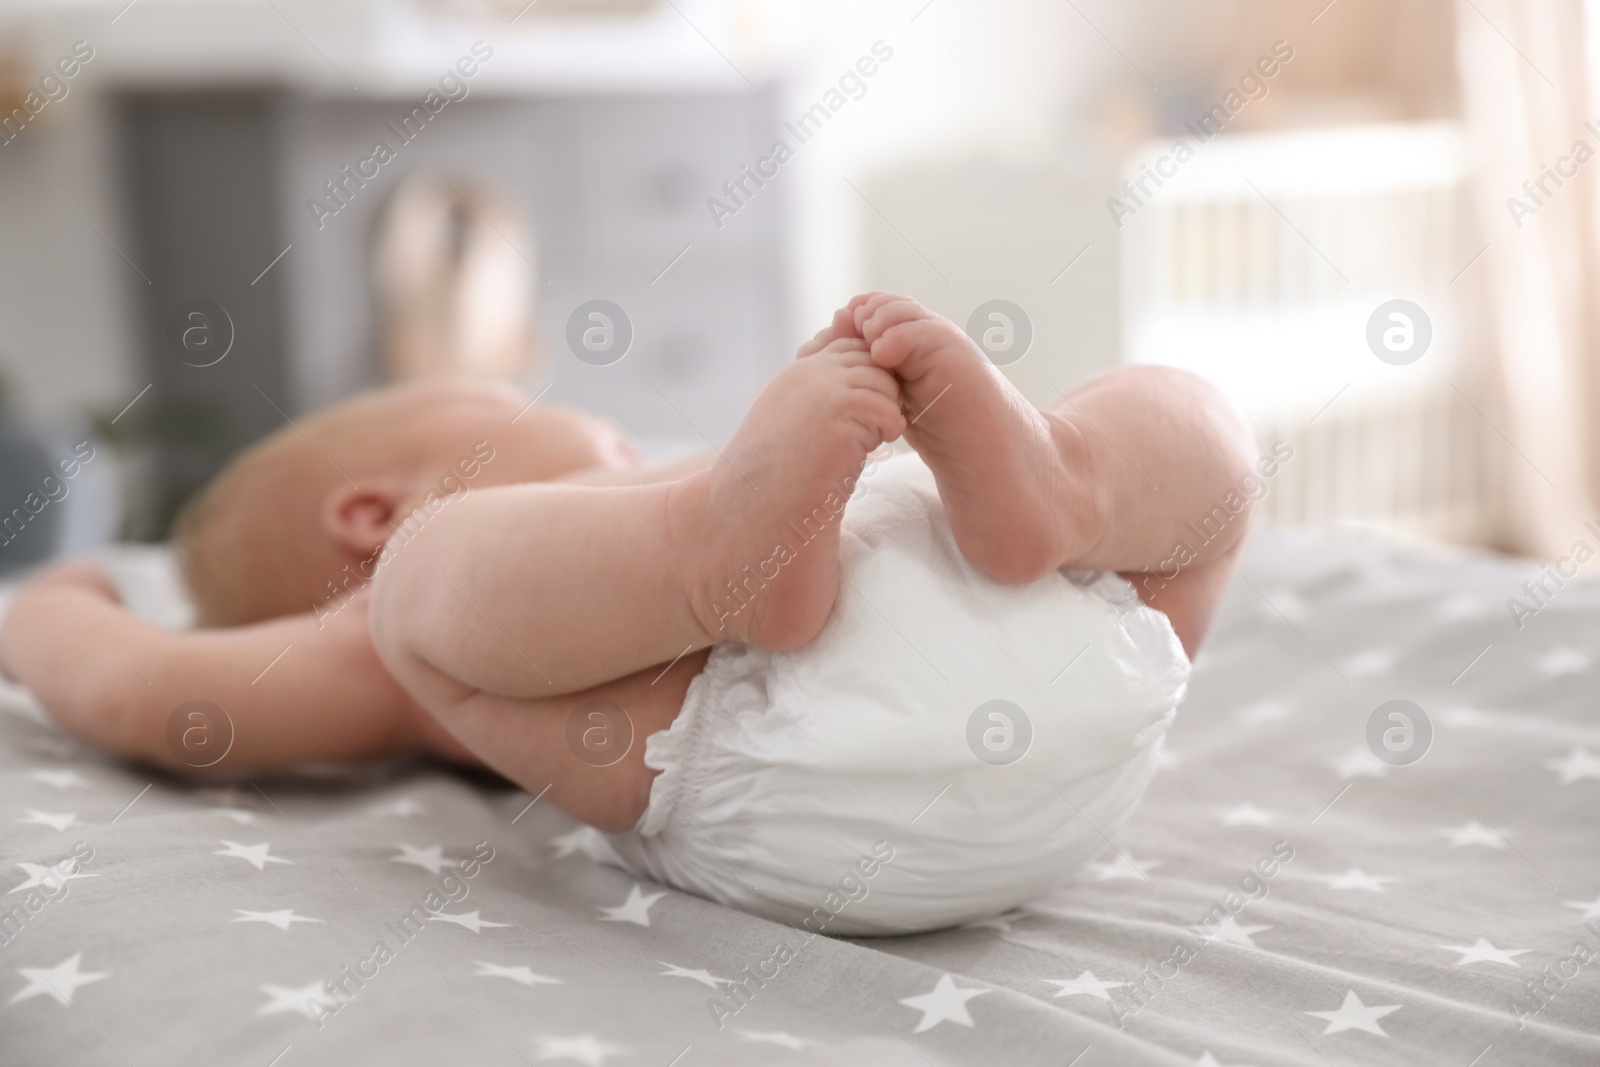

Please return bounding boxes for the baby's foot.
[669,337,905,651]
[853,293,1099,584]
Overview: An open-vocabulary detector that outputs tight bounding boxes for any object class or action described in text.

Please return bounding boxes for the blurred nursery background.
[0,0,1590,569]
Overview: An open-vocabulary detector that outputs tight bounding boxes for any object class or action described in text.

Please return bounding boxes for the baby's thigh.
[414,650,710,833]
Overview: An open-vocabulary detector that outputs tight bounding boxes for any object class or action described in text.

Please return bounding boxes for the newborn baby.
[0,294,1255,933]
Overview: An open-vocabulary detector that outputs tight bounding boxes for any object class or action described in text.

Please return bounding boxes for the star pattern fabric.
[1214,803,1276,827]
[390,843,455,875]
[213,841,293,870]
[596,885,666,926]
[1561,892,1600,920]
[1438,821,1507,849]
[549,828,590,859]
[655,962,727,989]
[1320,867,1398,892]
[732,1029,811,1050]
[9,857,97,894]
[1437,938,1529,966]
[473,962,562,986]
[256,981,328,1019]
[370,798,425,818]
[528,1034,630,1065]
[1205,917,1270,948]
[1085,853,1162,882]
[30,770,89,790]
[10,954,109,1006]
[1545,748,1600,785]
[1,537,1598,1064]
[1333,747,1389,779]
[234,909,321,931]
[1536,646,1590,676]
[1042,971,1126,1000]
[898,975,988,1033]
[16,810,79,832]
[1304,990,1401,1036]
[429,910,508,934]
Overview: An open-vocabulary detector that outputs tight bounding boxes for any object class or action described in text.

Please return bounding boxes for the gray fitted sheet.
[2,531,1598,1065]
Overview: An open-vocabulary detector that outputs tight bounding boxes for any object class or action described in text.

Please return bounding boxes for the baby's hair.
[171,428,324,628]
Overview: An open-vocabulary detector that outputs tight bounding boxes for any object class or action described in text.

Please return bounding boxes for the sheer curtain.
[1458,0,1600,556]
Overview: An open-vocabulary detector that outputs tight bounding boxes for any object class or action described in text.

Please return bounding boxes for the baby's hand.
[0,559,121,682]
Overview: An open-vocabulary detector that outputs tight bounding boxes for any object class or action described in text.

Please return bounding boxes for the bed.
[3,530,1597,1065]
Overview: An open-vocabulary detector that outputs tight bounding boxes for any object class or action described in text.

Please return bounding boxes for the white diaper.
[582,452,1190,935]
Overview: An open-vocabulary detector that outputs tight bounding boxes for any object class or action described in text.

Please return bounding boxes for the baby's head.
[175,379,637,626]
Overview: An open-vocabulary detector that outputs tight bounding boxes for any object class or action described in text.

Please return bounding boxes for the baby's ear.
[322,480,410,557]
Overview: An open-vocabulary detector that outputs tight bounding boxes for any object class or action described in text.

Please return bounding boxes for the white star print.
[550,827,590,859]
[529,1033,630,1065]
[211,808,262,826]
[899,974,989,1033]
[1436,593,1491,620]
[1236,700,1293,724]
[9,954,109,1006]
[1342,649,1394,677]
[656,962,728,989]
[429,910,508,934]
[1304,989,1401,1036]
[1321,867,1398,892]
[1544,748,1600,785]
[1442,707,1496,728]
[1215,803,1276,827]
[1537,646,1590,676]
[16,810,79,832]
[1259,588,1308,620]
[256,980,331,1019]
[1562,892,1600,920]
[1204,916,1271,948]
[732,1029,811,1050]
[1042,971,1126,1000]
[1333,747,1388,779]
[1438,938,1530,966]
[1086,854,1162,882]
[473,961,562,986]
[27,738,78,760]
[214,841,293,870]
[597,885,666,926]
[10,857,97,894]
[234,909,322,931]
[1155,747,1185,768]
[1439,821,1507,849]
[370,797,425,817]
[390,843,455,875]
[30,770,89,790]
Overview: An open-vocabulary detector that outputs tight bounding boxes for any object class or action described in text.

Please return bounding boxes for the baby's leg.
[851,294,1256,656]
[369,337,904,701]
[413,647,711,832]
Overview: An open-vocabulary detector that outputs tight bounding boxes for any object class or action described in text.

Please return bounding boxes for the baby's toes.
[841,371,907,447]
[797,304,872,359]
[851,292,916,337]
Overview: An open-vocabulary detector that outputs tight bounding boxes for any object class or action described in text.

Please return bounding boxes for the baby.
[0,294,1255,930]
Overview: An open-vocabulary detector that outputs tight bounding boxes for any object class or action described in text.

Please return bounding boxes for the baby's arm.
[556,450,715,487]
[0,560,454,773]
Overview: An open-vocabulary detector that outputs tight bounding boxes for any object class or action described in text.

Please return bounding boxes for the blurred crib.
[1121,122,1505,547]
